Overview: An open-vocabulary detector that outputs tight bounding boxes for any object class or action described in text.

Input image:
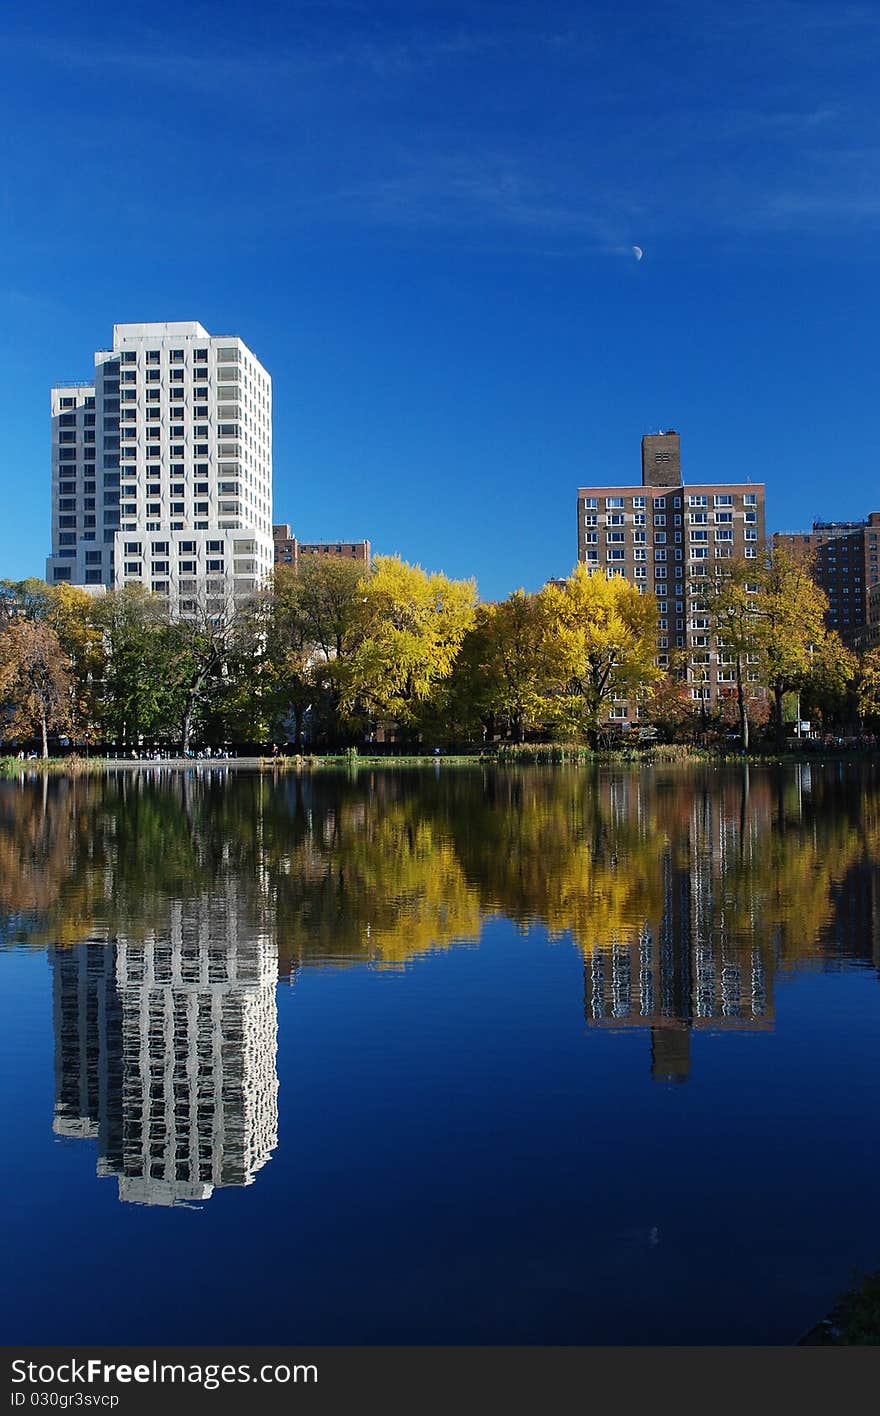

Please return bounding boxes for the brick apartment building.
[772,513,880,644]
[273,524,371,569]
[576,430,766,723]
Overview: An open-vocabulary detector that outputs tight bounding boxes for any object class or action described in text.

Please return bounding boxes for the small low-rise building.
[272,524,371,569]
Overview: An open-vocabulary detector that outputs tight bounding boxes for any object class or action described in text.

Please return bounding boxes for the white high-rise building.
[47,321,274,611]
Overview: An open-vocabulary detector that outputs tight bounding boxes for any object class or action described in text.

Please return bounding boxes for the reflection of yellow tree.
[709,772,869,969]
[3,764,880,986]
[266,798,482,969]
[449,770,668,956]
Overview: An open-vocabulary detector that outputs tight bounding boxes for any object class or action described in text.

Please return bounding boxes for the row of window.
[588,530,753,545]
[586,546,759,563]
[582,493,759,510]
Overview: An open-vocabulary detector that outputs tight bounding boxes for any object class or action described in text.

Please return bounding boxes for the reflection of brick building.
[273,523,370,569]
[584,802,774,1081]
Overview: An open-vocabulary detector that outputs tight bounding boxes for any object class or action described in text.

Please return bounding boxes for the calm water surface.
[1,762,879,1344]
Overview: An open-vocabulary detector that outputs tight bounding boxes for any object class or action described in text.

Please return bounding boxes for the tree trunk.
[40,712,48,760]
[774,679,786,751]
[736,660,749,752]
[182,668,210,754]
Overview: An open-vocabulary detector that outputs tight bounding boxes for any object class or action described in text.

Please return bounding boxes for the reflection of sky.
[2,763,880,1344]
[2,919,880,1345]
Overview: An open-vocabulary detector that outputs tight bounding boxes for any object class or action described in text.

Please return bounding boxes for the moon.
[632,245,644,261]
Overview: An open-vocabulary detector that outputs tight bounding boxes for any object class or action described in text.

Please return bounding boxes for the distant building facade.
[47,322,274,615]
[772,513,880,644]
[273,523,371,569]
[576,430,766,720]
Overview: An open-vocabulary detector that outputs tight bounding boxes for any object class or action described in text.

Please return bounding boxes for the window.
[207,558,224,572]
[582,497,598,510]
[607,514,625,527]
[714,495,732,506]
[605,497,624,509]
[207,539,223,552]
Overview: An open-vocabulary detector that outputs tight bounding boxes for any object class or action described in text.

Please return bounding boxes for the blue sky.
[3,0,880,600]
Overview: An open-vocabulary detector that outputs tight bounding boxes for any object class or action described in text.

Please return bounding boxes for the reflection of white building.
[50,892,278,1207]
[51,937,122,1155]
[115,897,278,1206]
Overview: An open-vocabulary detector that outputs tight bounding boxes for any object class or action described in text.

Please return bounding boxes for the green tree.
[434,591,549,746]
[273,558,370,745]
[94,586,180,746]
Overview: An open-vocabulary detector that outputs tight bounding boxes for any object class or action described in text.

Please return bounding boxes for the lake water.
[1,762,879,1345]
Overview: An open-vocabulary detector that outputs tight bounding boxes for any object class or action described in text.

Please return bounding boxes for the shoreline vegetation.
[4,548,880,767]
[798,1270,880,1346]
[2,743,878,776]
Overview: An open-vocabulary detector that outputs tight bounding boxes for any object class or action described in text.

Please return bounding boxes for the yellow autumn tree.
[754,545,846,749]
[339,555,478,729]
[537,566,659,745]
[857,647,880,723]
